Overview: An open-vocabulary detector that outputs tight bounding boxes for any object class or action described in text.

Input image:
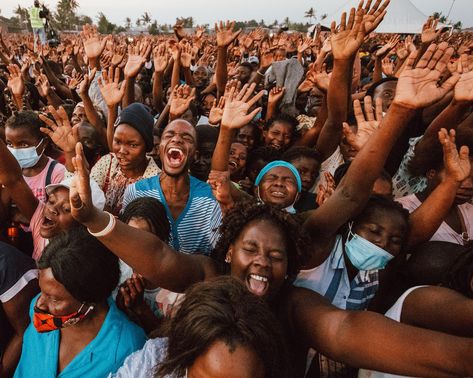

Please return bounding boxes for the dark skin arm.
[288,286,473,377]
[407,129,471,247]
[215,21,241,98]
[304,43,459,262]
[401,286,473,337]
[315,8,364,160]
[0,280,39,378]
[69,143,217,293]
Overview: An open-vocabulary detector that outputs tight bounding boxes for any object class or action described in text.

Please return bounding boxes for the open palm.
[39,106,78,153]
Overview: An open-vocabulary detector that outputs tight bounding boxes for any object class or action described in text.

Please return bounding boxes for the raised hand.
[394,43,459,109]
[221,82,263,129]
[35,72,52,98]
[70,142,95,223]
[7,64,25,97]
[260,48,274,69]
[439,128,470,183]
[421,16,443,44]
[330,7,366,60]
[39,106,78,153]
[179,41,193,68]
[361,0,390,34]
[78,68,96,97]
[98,66,125,107]
[381,57,395,76]
[153,44,168,73]
[68,71,84,91]
[124,41,151,78]
[111,45,126,67]
[195,25,205,39]
[316,172,336,207]
[268,86,285,105]
[215,20,241,48]
[81,24,108,60]
[298,36,313,54]
[173,19,187,40]
[375,34,399,59]
[208,96,225,125]
[454,54,473,102]
[169,84,196,119]
[342,96,383,151]
[116,274,147,316]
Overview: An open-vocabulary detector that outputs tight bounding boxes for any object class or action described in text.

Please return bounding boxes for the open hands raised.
[394,43,459,109]
[98,65,126,107]
[439,128,471,183]
[208,96,225,125]
[153,43,168,73]
[169,84,196,119]
[342,96,383,151]
[215,20,241,48]
[81,24,109,60]
[39,106,78,153]
[124,41,152,78]
[221,82,263,129]
[7,64,25,97]
[454,54,473,102]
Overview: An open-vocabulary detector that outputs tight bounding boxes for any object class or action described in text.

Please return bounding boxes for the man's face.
[159,120,197,177]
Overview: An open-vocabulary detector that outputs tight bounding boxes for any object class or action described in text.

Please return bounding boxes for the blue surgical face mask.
[7,139,45,168]
[344,222,394,271]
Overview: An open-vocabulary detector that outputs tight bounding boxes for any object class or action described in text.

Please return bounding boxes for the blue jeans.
[33,27,46,51]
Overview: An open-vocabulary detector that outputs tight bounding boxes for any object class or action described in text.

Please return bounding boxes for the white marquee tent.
[320,0,438,34]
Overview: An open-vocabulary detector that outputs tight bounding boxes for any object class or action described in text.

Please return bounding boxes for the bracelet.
[256,70,265,77]
[87,211,116,237]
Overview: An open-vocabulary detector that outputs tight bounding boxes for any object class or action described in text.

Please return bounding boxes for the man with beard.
[122,120,222,255]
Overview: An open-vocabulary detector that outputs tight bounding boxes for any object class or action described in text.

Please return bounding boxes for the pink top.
[30,201,47,261]
[24,158,65,203]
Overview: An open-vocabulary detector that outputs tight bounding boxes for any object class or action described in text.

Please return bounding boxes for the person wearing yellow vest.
[28,0,46,52]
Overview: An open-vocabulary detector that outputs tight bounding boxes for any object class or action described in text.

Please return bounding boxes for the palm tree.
[136,18,141,27]
[124,17,131,30]
[304,7,315,24]
[140,12,151,26]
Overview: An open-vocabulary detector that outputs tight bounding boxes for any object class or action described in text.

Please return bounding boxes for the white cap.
[46,177,106,210]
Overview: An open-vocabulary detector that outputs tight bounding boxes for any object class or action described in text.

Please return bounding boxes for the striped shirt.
[122,174,222,255]
[294,235,379,310]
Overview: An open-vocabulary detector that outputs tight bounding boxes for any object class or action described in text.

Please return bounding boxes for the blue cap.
[254,160,302,192]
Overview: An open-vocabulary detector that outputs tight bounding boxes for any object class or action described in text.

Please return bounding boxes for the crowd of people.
[2,0,473,376]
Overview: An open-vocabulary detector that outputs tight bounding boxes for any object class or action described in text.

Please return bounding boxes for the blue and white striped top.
[123,175,222,256]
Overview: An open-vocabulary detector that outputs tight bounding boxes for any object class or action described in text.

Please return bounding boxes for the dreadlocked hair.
[442,246,473,298]
[210,201,307,277]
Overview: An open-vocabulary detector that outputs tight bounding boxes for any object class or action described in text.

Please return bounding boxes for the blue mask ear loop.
[347,221,355,241]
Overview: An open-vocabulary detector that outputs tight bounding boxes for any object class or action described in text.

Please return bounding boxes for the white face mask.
[7,139,45,168]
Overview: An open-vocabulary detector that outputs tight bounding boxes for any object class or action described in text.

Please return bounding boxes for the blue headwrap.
[254,160,302,192]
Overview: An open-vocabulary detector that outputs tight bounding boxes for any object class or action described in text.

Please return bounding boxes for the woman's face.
[5,126,44,152]
[352,209,407,256]
[112,124,147,171]
[202,94,216,117]
[36,268,83,316]
[373,81,397,113]
[187,340,265,378]
[40,187,76,239]
[227,219,288,299]
[229,142,248,179]
[257,166,299,209]
[263,122,293,151]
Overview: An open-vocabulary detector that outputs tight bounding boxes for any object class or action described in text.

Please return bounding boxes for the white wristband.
[87,212,116,237]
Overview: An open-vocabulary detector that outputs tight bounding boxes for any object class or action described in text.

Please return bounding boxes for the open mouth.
[270,143,282,150]
[228,160,238,170]
[246,274,269,297]
[41,216,55,230]
[166,147,185,168]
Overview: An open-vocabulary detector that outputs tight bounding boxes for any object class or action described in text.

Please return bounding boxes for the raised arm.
[315,5,373,159]
[97,65,126,151]
[304,43,459,241]
[288,286,473,377]
[215,21,241,97]
[123,41,151,108]
[152,43,169,113]
[69,143,216,292]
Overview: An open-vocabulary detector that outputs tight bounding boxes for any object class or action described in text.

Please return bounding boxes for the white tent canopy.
[320,0,435,34]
